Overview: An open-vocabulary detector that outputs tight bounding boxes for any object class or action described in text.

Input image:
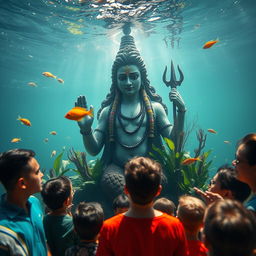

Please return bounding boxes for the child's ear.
[223,189,233,199]
[17,177,27,189]
[155,185,162,197]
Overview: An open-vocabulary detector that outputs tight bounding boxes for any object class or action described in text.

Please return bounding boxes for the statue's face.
[117,65,141,96]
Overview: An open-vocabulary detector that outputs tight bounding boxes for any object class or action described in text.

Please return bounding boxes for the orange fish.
[207,128,217,134]
[57,78,64,84]
[203,40,219,49]
[182,157,201,165]
[49,131,57,135]
[42,72,57,79]
[17,116,32,126]
[11,138,21,143]
[65,107,93,121]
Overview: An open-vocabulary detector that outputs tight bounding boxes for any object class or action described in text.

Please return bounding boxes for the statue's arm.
[153,102,173,138]
[154,102,185,141]
[80,107,109,156]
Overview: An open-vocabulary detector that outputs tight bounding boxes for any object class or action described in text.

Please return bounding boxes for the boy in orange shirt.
[177,195,208,256]
[96,157,187,256]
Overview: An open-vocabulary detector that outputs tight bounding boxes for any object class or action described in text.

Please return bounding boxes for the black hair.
[73,202,104,240]
[0,149,35,190]
[238,133,256,165]
[216,165,251,202]
[112,194,130,211]
[41,176,71,210]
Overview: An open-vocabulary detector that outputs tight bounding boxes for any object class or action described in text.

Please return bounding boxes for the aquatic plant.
[150,131,211,201]
[67,148,103,191]
[42,150,72,181]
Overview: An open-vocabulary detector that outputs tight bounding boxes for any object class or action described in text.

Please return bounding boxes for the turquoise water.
[0,0,255,190]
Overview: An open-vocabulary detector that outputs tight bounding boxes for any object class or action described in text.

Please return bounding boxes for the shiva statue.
[75,25,186,200]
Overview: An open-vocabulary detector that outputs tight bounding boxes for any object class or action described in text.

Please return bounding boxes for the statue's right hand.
[75,95,94,132]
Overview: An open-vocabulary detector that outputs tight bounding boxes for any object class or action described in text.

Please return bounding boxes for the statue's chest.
[115,104,147,133]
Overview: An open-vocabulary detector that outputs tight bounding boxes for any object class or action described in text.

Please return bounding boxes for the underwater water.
[0,0,256,196]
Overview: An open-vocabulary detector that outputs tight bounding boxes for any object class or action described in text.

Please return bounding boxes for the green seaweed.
[150,133,211,202]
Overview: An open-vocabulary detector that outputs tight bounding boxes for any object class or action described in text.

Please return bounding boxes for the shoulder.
[156,213,183,227]
[151,101,167,115]
[102,214,124,230]
[98,106,110,119]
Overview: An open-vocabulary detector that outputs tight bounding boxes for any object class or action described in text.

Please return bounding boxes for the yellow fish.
[11,138,21,143]
[203,39,219,49]
[57,78,64,84]
[182,157,201,165]
[17,116,32,126]
[207,128,217,134]
[65,107,93,121]
[49,131,57,135]
[42,72,57,79]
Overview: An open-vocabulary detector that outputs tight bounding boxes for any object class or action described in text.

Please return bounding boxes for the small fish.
[224,140,231,144]
[65,107,93,121]
[44,138,49,143]
[51,150,57,158]
[42,72,57,79]
[203,40,219,49]
[11,138,21,143]
[207,128,217,134]
[57,78,64,84]
[49,131,57,135]
[17,116,32,126]
[182,157,201,165]
[27,82,37,87]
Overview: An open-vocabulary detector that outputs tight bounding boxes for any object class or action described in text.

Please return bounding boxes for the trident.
[162,60,184,121]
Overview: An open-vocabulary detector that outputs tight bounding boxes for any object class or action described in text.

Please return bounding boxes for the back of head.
[204,199,256,256]
[238,133,256,165]
[73,202,104,240]
[41,176,71,211]
[177,195,206,233]
[153,197,176,216]
[0,149,35,190]
[113,194,130,214]
[217,165,251,202]
[125,157,162,205]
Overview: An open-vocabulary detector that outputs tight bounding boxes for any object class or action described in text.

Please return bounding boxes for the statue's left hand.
[169,88,186,111]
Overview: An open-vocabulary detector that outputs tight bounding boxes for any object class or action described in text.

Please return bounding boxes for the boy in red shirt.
[177,195,208,256]
[96,157,187,256]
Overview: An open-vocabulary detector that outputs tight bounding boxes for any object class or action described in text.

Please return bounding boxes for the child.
[204,199,256,256]
[112,194,130,215]
[194,165,251,205]
[153,197,176,216]
[0,149,47,255]
[96,157,187,256]
[65,202,104,256]
[41,176,77,256]
[177,195,208,256]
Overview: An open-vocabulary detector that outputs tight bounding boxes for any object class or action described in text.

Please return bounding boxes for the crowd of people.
[0,133,256,256]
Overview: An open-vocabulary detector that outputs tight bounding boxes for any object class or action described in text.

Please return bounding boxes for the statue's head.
[111,28,149,95]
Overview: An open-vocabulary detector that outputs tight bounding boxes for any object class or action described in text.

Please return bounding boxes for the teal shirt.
[43,214,77,256]
[0,194,47,256]
[245,194,256,212]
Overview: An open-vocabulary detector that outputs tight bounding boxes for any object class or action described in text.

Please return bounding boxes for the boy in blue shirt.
[0,148,47,256]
